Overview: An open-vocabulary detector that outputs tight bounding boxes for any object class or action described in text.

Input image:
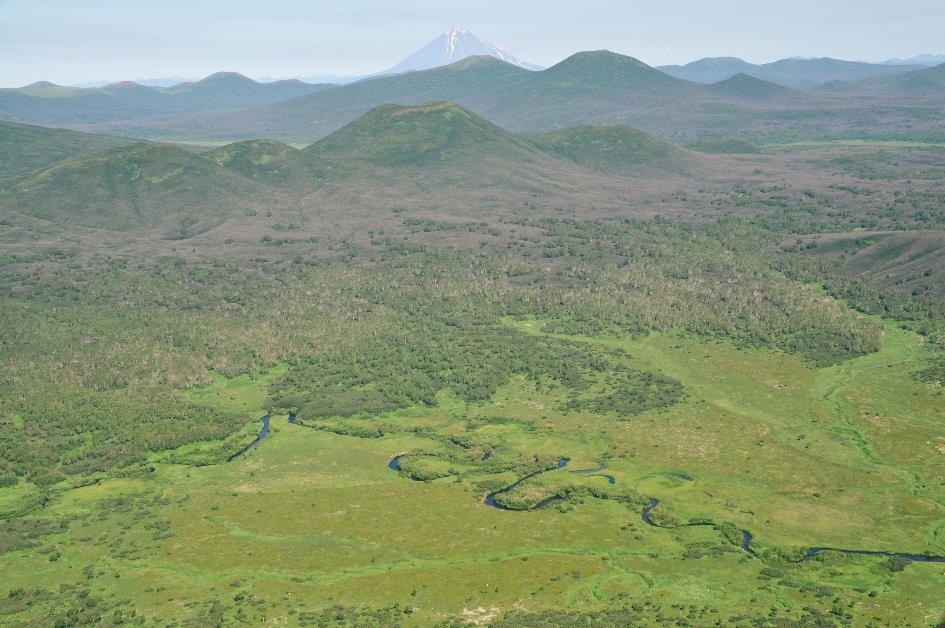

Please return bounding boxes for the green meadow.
[2,314,942,626]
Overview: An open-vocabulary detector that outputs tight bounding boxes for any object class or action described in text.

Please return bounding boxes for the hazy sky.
[2,0,943,86]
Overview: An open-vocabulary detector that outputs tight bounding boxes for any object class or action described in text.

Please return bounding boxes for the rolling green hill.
[536,50,694,94]
[529,125,701,175]
[1,103,635,242]
[0,142,268,237]
[0,120,134,181]
[305,101,549,168]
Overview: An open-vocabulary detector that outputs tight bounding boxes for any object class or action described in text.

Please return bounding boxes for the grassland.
[2,314,943,626]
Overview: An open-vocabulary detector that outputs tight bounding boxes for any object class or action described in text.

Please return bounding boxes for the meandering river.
[385,448,945,564]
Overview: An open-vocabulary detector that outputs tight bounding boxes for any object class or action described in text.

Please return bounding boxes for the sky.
[1,0,943,87]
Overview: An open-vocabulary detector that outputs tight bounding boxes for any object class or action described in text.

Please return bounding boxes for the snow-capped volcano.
[384,27,542,74]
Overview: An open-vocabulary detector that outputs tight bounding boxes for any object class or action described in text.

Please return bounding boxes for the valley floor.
[3,319,944,626]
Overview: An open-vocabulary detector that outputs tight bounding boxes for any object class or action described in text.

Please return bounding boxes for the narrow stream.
[640,496,945,563]
[804,547,945,563]
[227,415,270,462]
[384,450,945,565]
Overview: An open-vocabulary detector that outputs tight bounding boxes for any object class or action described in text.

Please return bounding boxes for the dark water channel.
[227,415,270,462]
[385,451,944,564]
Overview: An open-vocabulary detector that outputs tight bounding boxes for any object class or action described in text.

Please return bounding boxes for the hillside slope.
[0,120,134,181]
[205,139,318,189]
[0,143,270,237]
[529,125,703,175]
[842,231,945,298]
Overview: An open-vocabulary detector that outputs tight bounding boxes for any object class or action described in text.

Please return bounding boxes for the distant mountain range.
[4,32,945,148]
[0,72,335,125]
[54,51,945,145]
[47,27,940,95]
[658,57,924,89]
[62,27,541,90]
[883,54,945,66]
[76,77,199,88]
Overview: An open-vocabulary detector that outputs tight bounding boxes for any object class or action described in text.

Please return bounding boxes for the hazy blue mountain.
[883,54,945,66]
[0,72,337,125]
[75,77,199,88]
[87,52,703,142]
[260,74,365,85]
[658,57,757,84]
[660,56,921,89]
[384,26,542,74]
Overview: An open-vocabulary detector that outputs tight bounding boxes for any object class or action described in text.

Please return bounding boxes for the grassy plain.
[2,314,943,626]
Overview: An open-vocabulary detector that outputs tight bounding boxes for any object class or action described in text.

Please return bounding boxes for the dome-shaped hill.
[708,73,797,100]
[169,71,257,92]
[540,51,695,94]
[0,142,265,238]
[103,81,146,90]
[530,125,701,175]
[206,139,315,186]
[304,101,547,168]
[296,101,628,211]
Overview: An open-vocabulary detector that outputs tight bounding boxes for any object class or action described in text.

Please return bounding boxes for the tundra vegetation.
[1,95,945,626]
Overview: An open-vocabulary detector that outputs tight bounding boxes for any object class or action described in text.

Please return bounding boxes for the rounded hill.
[0,142,265,238]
